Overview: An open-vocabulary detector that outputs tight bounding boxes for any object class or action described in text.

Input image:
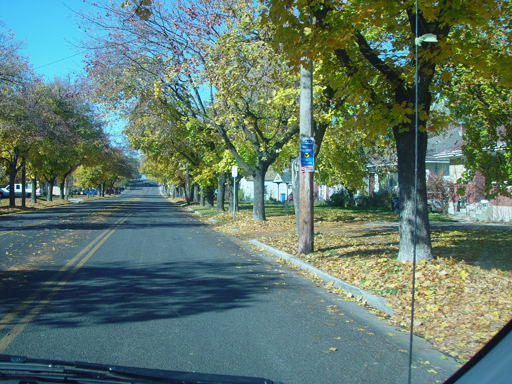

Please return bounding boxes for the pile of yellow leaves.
[202,207,512,363]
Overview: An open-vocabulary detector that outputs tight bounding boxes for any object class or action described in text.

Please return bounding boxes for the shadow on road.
[1,260,278,328]
[0,196,202,232]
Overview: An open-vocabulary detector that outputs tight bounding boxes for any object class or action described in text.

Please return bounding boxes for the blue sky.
[1,1,93,81]
[1,1,129,147]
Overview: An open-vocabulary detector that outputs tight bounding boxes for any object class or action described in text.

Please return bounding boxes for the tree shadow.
[1,260,278,328]
[315,229,398,258]
[0,196,205,232]
[315,222,512,272]
[431,229,512,271]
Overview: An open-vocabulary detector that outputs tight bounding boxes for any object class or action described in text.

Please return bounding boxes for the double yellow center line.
[0,209,135,353]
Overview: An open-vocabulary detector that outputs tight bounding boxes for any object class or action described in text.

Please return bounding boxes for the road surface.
[0,180,458,383]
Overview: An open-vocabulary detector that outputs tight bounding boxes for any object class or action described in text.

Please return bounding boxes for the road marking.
[0,210,134,353]
[0,225,112,333]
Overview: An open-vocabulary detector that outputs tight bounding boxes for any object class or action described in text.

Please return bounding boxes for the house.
[240,169,333,202]
[240,169,293,201]
[425,125,461,181]
[431,125,512,222]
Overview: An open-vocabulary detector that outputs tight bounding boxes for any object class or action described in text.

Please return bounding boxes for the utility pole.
[298,60,314,255]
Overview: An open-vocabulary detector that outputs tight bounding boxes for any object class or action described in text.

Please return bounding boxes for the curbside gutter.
[248,239,394,317]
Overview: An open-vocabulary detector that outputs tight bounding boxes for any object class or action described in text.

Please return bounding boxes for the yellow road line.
[0,210,134,353]
[0,222,116,333]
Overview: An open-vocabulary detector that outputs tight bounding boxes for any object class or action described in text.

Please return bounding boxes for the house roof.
[244,169,292,183]
[427,125,464,161]
[273,172,292,184]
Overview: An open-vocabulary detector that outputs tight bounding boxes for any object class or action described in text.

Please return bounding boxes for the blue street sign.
[300,137,314,172]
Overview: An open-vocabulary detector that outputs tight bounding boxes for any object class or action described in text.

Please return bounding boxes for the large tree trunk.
[59,180,65,200]
[252,165,268,221]
[21,157,26,208]
[185,168,190,205]
[194,184,200,202]
[8,147,19,207]
[205,185,215,208]
[31,177,37,203]
[47,177,56,202]
[200,187,205,206]
[394,126,432,262]
[217,172,227,212]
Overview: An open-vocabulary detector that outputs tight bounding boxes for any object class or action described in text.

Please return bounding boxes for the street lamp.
[415,33,438,46]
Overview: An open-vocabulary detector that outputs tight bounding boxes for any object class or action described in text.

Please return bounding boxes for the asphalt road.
[0,181,459,384]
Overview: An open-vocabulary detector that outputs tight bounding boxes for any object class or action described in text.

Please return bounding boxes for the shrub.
[427,171,453,213]
[327,189,354,207]
[356,189,394,209]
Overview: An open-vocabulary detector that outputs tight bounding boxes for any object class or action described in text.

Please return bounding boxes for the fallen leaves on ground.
[194,203,512,363]
[0,196,118,215]
[0,198,72,214]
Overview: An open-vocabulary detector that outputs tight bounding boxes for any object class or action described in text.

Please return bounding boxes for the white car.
[0,183,43,198]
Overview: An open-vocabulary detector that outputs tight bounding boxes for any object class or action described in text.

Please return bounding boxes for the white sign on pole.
[232,166,238,177]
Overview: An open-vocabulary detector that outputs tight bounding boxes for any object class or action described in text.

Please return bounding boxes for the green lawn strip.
[194,200,455,223]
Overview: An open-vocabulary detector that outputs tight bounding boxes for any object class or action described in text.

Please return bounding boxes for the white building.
[240,170,292,201]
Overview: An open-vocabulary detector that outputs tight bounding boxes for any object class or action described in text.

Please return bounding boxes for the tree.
[74,147,137,191]
[29,80,107,201]
[262,0,512,262]
[450,72,512,198]
[80,0,302,220]
[203,10,301,219]
[0,28,41,207]
[123,92,228,207]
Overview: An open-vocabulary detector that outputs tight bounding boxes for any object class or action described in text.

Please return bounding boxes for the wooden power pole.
[298,61,314,255]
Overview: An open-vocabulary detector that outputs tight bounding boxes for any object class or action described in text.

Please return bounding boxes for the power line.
[33,51,86,70]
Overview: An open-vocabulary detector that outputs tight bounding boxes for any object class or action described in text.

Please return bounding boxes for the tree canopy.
[261,0,512,261]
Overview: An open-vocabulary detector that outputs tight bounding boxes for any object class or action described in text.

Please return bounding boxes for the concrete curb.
[248,239,394,317]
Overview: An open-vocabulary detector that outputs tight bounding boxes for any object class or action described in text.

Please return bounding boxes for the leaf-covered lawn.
[191,201,512,363]
[0,198,73,214]
[0,195,118,215]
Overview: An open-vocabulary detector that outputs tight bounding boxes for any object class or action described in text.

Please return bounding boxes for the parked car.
[0,184,43,198]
